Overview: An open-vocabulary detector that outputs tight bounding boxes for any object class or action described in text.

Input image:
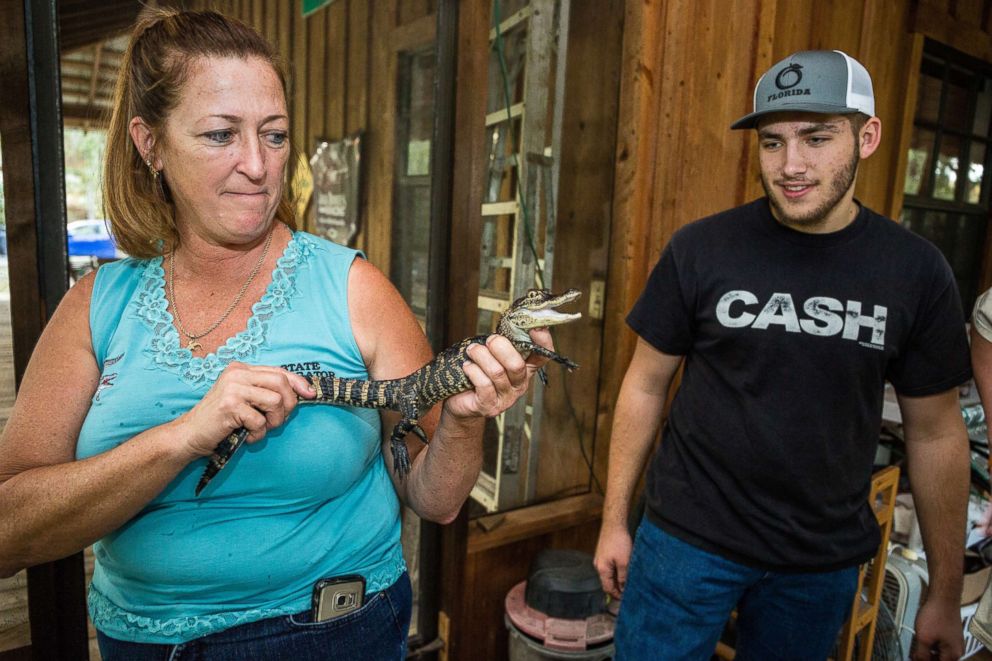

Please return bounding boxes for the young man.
[595,50,972,660]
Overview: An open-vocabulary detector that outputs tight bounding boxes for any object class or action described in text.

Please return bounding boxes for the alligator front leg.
[388,418,431,476]
[510,340,580,371]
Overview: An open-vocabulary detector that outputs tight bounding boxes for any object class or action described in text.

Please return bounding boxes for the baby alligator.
[195,288,582,495]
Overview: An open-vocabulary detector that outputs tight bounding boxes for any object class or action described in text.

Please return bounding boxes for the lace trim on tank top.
[133,232,317,387]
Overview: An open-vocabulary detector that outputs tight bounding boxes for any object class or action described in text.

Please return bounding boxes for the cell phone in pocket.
[312,575,366,622]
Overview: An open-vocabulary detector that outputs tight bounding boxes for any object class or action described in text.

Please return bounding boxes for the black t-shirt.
[627,198,972,571]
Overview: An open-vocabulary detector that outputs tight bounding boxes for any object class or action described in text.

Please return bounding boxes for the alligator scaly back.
[195,288,582,495]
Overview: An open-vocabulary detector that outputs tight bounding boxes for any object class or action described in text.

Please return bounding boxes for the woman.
[0,9,552,659]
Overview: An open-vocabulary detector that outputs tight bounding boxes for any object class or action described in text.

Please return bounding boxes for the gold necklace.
[168,226,275,352]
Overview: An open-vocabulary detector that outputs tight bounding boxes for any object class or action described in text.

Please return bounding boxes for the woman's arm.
[348,259,549,522]
[0,271,312,576]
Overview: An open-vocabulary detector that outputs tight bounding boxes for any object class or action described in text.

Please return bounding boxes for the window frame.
[901,39,992,311]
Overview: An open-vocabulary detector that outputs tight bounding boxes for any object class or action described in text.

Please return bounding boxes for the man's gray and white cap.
[731,50,875,130]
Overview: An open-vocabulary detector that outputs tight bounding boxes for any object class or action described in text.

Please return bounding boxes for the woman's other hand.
[175,362,315,459]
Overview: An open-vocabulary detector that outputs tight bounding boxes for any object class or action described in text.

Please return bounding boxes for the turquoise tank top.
[76,232,405,644]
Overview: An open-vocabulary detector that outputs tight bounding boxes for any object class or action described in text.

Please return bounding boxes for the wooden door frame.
[0,0,84,659]
[438,0,491,658]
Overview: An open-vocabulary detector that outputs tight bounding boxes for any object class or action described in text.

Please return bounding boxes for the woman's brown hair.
[103,8,297,258]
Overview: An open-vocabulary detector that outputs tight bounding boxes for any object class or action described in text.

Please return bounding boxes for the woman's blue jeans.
[615,519,858,660]
[96,572,412,660]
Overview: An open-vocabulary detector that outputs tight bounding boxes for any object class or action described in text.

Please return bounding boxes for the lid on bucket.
[524,549,605,620]
[506,582,615,652]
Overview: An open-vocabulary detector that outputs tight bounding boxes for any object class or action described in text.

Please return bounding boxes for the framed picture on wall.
[309,133,363,246]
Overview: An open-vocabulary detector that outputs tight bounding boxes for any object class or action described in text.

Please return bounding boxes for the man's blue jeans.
[96,572,412,660]
[615,519,859,660]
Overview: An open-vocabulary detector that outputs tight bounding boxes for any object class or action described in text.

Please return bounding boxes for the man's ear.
[858,117,882,159]
[128,117,160,169]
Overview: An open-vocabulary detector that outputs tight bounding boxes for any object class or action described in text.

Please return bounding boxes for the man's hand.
[911,598,964,660]
[594,523,633,600]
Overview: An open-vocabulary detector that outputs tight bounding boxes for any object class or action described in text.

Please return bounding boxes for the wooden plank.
[488,5,532,40]
[737,0,777,206]
[277,0,292,93]
[326,0,347,139]
[485,103,523,126]
[389,13,435,52]
[265,0,279,51]
[881,31,923,220]
[345,0,370,135]
[858,2,919,218]
[468,493,602,553]
[252,0,264,34]
[955,0,985,24]
[811,0,863,54]
[307,5,328,145]
[914,0,992,62]
[291,0,308,161]
[397,0,434,25]
[481,201,518,215]
[770,0,815,61]
[440,3,490,658]
[364,1,398,266]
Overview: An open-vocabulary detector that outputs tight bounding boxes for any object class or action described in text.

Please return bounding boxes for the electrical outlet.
[588,280,605,320]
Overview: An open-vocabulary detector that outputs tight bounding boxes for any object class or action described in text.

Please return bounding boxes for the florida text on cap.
[731,50,875,130]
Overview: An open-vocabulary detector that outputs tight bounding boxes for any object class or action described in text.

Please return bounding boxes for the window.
[391,48,435,324]
[902,40,992,311]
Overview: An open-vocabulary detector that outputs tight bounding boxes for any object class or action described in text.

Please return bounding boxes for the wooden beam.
[326,0,347,140]
[86,42,103,108]
[914,0,992,62]
[61,103,111,125]
[365,0,398,265]
[440,2,489,655]
[888,33,925,220]
[0,1,85,655]
[390,12,435,52]
[468,493,603,553]
[345,0,370,136]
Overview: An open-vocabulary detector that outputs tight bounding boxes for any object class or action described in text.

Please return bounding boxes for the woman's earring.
[145,158,159,179]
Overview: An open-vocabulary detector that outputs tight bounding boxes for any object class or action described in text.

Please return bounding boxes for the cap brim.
[730,104,863,130]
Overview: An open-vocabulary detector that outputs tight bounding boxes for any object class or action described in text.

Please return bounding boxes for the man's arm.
[594,338,682,598]
[898,387,970,661]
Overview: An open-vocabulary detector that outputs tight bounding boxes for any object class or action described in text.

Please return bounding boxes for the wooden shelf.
[468,492,603,554]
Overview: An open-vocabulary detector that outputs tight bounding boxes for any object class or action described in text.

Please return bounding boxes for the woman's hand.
[174,362,315,460]
[443,329,554,420]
